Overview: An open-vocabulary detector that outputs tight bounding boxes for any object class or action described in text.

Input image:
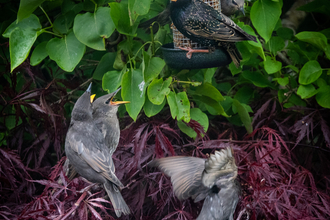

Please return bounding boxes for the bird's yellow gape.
[90,94,96,103]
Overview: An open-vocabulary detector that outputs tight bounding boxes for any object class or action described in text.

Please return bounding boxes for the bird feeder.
[161,0,231,69]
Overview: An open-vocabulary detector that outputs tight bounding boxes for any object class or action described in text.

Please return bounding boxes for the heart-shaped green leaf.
[46,31,86,72]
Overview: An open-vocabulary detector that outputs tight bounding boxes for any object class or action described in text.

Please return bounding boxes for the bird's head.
[221,0,245,16]
[92,88,130,116]
[71,82,93,121]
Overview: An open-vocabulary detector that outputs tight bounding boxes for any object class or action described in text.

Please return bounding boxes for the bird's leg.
[178,41,210,59]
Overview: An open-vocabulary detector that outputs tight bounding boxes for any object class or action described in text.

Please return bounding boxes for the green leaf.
[195,82,224,102]
[144,93,166,117]
[229,62,242,76]
[53,11,75,34]
[177,108,208,139]
[286,93,306,108]
[121,69,146,121]
[5,115,22,130]
[316,84,330,108]
[251,0,281,42]
[73,7,115,50]
[266,36,285,55]
[297,84,318,99]
[143,55,165,83]
[128,0,152,25]
[242,70,274,88]
[147,77,172,105]
[94,52,116,80]
[299,60,322,85]
[276,27,294,40]
[234,86,254,104]
[46,31,86,72]
[102,69,124,93]
[17,0,46,22]
[232,99,253,133]
[109,2,138,36]
[264,55,282,74]
[166,91,190,123]
[238,22,265,60]
[296,31,328,51]
[30,41,48,66]
[203,68,217,83]
[3,14,42,72]
[272,77,289,86]
[193,95,226,116]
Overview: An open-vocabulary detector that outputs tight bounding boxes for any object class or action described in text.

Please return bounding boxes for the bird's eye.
[232,0,238,5]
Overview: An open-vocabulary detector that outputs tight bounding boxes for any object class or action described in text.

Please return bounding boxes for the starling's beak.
[170,0,177,2]
[110,87,130,106]
[90,94,96,103]
[240,6,245,16]
[86,82,92,93]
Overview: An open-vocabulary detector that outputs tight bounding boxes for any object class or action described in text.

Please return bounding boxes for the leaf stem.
[39,6,53,27]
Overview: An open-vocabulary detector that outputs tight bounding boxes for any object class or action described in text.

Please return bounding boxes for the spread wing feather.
[151,156,207,200]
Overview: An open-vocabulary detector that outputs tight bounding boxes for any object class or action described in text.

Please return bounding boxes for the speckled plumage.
[151,145,240,220]
[139,0,245,32]
[170,0,257,67]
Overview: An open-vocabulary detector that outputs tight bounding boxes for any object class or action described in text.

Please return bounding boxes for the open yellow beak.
[90,94,96,103]
[110,94,130,105]
[110,100,130,105]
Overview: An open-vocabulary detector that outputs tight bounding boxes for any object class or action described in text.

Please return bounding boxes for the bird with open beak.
[150,145,240,220]
[91,88,130,155]
[64,84,130,217]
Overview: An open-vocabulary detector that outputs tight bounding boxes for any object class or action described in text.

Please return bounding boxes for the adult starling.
[139,0,245,33]
[65,84,130,217]
[169,0,257,67]
[150,146,240,220]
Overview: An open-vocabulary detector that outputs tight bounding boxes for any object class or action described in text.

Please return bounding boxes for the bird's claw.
[178,46,209,59]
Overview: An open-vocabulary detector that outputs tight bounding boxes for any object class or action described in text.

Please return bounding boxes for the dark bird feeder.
[161,0,231,69]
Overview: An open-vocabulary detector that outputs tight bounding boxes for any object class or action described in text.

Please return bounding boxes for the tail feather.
[226,44,242,68]
[104,182,130,217]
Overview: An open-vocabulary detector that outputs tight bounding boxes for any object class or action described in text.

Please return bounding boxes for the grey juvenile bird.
[169,0,257,67]
[139,0,245,33]
[92,88,129,155]
[65,84,130,217]
[150,145,240,220]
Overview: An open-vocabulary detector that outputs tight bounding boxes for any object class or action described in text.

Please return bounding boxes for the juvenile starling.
[65,84,130,217]
[139,0,245,33]
[150,146,240,220]
[92,88,129,155]
[169,0,257,67]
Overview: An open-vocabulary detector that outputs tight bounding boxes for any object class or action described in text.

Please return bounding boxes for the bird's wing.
[150,156,207,200]
[67,127,124,188]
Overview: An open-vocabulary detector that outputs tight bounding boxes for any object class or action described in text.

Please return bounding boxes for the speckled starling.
[65,84,130,217]
[169,0,257,67]
[139,0,246,33]
[150,146,240,220]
